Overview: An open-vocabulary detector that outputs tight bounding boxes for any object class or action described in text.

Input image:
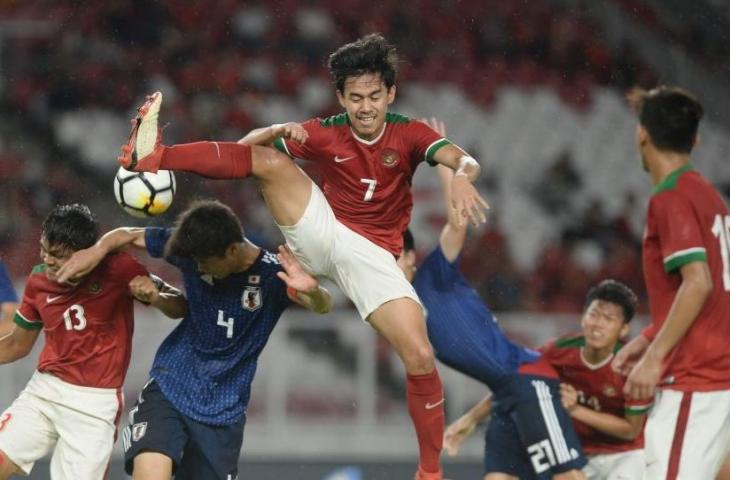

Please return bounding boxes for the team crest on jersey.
[602,385,617,397]
[242,286,262,312]
[88,282,102,294]
[132,422,147,441]
[380,148,400,168]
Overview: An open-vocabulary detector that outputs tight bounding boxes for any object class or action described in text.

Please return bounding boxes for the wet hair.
[584,279,638,323]
[403,229,415,252]
[328,33,398,93]
[41,204,99,251]
[165,199,244,259]
[627,85,703,154]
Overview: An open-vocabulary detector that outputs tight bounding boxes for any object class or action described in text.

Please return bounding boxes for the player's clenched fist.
[271,122,308,144]
[129,275,159,304]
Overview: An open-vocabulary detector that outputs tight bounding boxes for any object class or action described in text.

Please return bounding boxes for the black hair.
[403,228,415,252]
[328,33,398,93]
[628,85,703,154]
[165,199,244,259]
[41,204,99,251]
[584,279,638,323]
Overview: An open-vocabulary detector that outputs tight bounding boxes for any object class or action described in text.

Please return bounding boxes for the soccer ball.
[113,167,176,218]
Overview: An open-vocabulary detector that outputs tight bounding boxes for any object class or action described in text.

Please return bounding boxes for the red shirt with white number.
[641,165,730,391]
[14,252,147,388]
[541,334,649,455]
[273,113,449,255]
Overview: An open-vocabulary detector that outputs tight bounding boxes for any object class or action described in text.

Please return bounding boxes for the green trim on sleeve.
[625,404,651,416]
[31,263,47,274]
[554,335,586,349]
[319,113,349,127]
[664,250,707,273]
[14,312,42,330]
[425,138,452,164]
[272,137,292,158]
[385,112,410,124]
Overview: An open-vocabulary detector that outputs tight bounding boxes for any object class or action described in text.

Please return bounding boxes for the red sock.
[160,142,252,179]
[407,368,444,475]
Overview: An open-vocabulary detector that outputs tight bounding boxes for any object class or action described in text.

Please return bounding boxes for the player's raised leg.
[368,299,444,480]
[118,92,313,227]
[0,450,22,480]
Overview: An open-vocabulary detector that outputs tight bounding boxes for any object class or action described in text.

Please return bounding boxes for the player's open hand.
[276,245,318,293]
[612,334,650,376]
[272,122,308,144]
[129,275,160,304]
[451,176,489,227]
[624,352,662,401]
[560,383,579,412]
[443,414,476,457]
[56,245,106,284]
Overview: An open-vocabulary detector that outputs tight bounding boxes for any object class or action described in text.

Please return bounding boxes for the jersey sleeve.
[417,246,462,290]
[272,118,329,163]
[0,263,17,303]
[650,193,707,273]
[14,275,42,330]
[108,252,149,287]
[406,121,453,166]
[624,396,653,416]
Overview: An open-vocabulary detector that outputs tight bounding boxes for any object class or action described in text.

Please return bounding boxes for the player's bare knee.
[402,343,435,374]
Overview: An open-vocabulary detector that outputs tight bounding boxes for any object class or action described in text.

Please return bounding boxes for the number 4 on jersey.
[217,310,234,338]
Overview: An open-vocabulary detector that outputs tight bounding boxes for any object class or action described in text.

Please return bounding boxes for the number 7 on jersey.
[360,178,377,201]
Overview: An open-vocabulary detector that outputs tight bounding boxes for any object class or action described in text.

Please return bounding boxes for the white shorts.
[644,388,730,480]
[0,371,123,478]
[583,449,644,480]
[278,181,421,319]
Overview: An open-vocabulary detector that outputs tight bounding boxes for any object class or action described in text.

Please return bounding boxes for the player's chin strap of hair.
[454,155,480,179]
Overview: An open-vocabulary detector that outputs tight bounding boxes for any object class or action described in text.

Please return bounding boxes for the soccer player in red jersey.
[542,281,650,479]
[612,86,730,479]
[442,280,646,480]
[0,204,186,480]
[117,34,487,480]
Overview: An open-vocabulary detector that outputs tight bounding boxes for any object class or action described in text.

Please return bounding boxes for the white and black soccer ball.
[113,167,176,218]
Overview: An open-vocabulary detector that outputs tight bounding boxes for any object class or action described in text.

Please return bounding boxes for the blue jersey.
[0,262,17,303]
[413,246,539,388]
[145,228,292,426]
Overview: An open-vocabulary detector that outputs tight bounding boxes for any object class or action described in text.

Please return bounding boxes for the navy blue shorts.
[122,380,245,480]
[484,374,586,479]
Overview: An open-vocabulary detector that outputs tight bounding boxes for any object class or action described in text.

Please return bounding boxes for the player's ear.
[636,125,649,147]
[619,322,630,340]
[336,89,346,109]
[387,85,396,105]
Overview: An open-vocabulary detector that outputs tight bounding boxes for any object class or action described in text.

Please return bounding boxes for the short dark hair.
[165,199,244,259]
[584,279,638,323]
[328,33,398,93]
[627,85,703,154]
[41,204,99,251]
[403,229,415,252]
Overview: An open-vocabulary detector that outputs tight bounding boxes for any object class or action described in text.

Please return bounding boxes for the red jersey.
[14,252,147,389]
[274,113,449,255]
[541,334,650,455]
[642,165,730,391]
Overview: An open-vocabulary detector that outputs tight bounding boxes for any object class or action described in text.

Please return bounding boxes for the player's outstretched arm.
[444,393,493,456]
[276,245,332,314]
[57,227,147,284]
[421,118,468,262]
[560,383,646,441]
[429,137,489,229]
[624,260,712,400]
[129,275,188,319]
[0,321,40,364]
[238,123,308,147]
